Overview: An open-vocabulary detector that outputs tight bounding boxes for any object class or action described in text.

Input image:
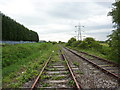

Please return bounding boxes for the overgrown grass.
[2,43,50,67]
[67,43,118,63]
[2,43,58,88]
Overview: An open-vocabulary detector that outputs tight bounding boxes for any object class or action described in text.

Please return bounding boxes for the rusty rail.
[30,49,81,89]
[30,55,52,90]
[64,47,120,83]
[60,50,81,89]
[65,47,119,66]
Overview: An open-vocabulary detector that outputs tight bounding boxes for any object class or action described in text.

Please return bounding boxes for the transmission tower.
[75,23,84,41]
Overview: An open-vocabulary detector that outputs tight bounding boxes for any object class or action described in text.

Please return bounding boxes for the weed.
[39,82,50,87]
[40,75,51,79]
[73,62,79,67]
[67,80,75,86]
[51,76,65,80]
[75,70,83,74]
[42,83,50,87]
[45,68,57,71]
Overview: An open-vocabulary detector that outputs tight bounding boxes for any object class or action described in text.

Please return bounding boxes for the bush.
[66,37,76,46]
[71,41,82,47]
[78,41,88,49]
[66,37,102,50]
[78,37,102,50]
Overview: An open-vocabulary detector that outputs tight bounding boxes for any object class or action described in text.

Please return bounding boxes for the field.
[2,43,59,88]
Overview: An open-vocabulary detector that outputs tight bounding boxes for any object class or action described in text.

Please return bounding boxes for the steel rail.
[64,47,120,83]
[65,47,120,66]
[60,50,81,89]
[30,55,52,90]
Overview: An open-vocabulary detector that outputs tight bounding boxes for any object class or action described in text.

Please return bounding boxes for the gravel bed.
[63,48,119,89]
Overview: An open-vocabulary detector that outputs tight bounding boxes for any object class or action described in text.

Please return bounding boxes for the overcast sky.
[0,0,115,42]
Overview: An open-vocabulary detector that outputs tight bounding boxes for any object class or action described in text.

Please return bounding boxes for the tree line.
[66,37,103,52]
[1,13,39,42]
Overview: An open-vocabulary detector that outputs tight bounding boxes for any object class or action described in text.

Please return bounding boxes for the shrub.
[71,40,82,47]
[66,37,76,46]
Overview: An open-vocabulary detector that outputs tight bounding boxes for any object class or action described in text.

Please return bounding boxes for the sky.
[0,0,116,42]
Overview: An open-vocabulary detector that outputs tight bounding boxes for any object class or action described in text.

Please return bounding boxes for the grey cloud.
[84,33,110,41]
[86,24,113,30]
[47,2,111,20]
[95,2,112,8]
[47,2,94,19]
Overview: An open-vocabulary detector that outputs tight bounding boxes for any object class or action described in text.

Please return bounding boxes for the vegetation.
[65,37,117,63]
[1,13,39,41]
[73,61,79,67]
[67,80,75,86]
[2,43,50,67]
[107,1,120,63]
[2,43,57,88]
[65,1,120,64]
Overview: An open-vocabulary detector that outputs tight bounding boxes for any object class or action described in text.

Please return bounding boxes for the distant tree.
[58,41,61,43]
[84,37,95,45]
[66,37,76,46]
[78,37,102,50]
[78,41,88,49]
[52,41,57,45]
[71,40,82,47]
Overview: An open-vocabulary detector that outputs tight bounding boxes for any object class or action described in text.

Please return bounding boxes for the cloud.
[0,0,114,42]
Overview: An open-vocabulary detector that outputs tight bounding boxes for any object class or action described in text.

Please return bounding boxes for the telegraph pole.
[75,23,84,41]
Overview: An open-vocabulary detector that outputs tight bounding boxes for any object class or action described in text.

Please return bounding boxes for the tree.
[71,40,81,47]
[2,14,39,42]
[108,1,120,63]
[78,37,102,50]
[66,37,76,46]
[84,37,95,45]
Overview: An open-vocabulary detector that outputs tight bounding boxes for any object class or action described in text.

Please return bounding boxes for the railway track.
[62,47,120,86]
[30,50,81,89]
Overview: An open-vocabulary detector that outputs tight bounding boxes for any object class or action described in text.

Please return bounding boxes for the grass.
[39,82,50,87]
[75,70,83,74]
[2,42,58,88]
[67,80,75,86]
[73,62,79,67]
[45,68,57,71]
[2,43,51,67]
[100,43,109,47]
[67,43,117,63]
[40,75,52,80]
[51,76,65,80]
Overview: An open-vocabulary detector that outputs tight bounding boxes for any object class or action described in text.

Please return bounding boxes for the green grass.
[2,43,51,67]
[67,80,75,86]
[39,82,50,87]
[2,43,58,88]
[100,43,109,47]
[45,68,57,71]
[67,44,118,63]
[73,61,79,67]
[51,76,65,80]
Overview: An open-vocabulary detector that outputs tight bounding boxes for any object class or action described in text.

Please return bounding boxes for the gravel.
[63,47,119,89]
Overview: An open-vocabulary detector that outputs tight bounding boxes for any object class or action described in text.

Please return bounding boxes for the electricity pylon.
[75,23,84,41]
